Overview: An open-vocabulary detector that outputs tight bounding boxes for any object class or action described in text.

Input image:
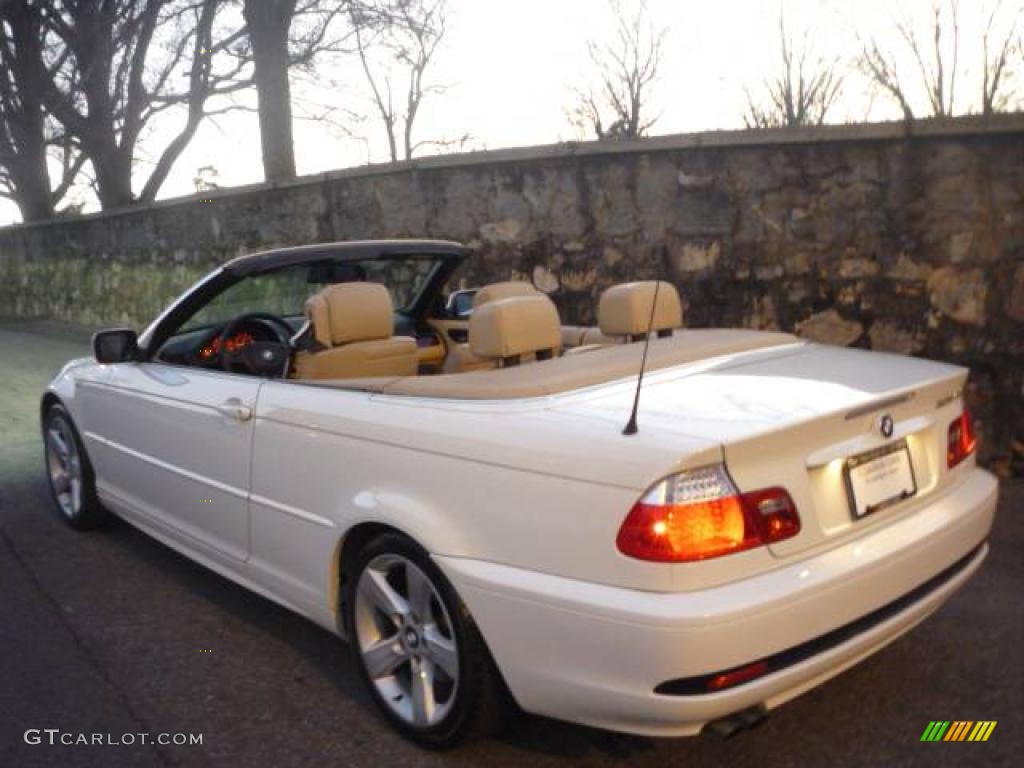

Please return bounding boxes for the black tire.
[42,403,108,530]
[343,531,505,748]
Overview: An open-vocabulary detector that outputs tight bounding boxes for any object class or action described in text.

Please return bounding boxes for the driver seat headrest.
[293,281,418,381]
[306,282,393,348]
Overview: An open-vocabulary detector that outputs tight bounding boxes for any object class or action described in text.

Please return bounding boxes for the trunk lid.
[556,342,968,557]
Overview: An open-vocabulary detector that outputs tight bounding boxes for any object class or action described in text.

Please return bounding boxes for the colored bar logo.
[921,721,997,742]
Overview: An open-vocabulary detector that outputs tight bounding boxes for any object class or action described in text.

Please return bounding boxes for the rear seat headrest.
[598,281,682,338]
[306,282,394,347]
[472,280,539,309]
[469,295,562,363]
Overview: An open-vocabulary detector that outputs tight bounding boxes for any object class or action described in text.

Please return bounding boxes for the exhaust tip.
[704,705,768,739]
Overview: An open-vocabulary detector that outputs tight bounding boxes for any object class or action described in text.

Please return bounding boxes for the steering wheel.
[218,312,294,376]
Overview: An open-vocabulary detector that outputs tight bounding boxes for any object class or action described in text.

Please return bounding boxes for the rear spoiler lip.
[805,414,934,468]
[843,391,917,420]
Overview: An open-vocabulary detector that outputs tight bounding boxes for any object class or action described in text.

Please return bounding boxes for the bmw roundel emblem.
[879,414,894,438]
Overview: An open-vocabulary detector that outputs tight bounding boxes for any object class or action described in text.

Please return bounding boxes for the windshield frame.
[174,254,443,337]
[137,242,469,359]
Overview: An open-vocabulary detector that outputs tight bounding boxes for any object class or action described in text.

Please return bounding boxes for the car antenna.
[623,280,661,436]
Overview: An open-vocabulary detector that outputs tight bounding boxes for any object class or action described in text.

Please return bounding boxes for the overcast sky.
[1,0,1019,225]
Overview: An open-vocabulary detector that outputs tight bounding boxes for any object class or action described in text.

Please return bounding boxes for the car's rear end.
[435,340,997,736]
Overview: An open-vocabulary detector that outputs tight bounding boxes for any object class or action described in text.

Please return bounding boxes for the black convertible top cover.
[223,239,470,277]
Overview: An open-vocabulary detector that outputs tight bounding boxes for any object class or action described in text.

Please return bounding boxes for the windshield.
[178,255,441,333]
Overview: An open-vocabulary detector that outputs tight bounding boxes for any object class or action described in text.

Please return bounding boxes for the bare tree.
[351,0,463,162]
[351,3,398,162]
[243,0,298,181]
[859,1,961,120]
[981,1,1022,114]
[906,0,960,116]
[29,0,252,209]
[240,0,351,181]
[860,0,1023,119]
[744,15,843,129]
[0,2,84,221]
[859,35,917,120]
[569,0,665,140]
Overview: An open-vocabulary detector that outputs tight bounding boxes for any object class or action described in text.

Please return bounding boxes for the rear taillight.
[947,409,977,468]
[616,465,800,562]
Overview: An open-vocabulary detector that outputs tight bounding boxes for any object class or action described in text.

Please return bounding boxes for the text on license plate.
[844,440,917,519]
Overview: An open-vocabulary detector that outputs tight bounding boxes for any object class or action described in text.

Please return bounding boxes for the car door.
[83,263,321,560]
[84,361,260,561]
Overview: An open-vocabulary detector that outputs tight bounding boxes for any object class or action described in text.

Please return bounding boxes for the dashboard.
[197,330,256,362]
[157,317,302,370]
[156,312,447,376]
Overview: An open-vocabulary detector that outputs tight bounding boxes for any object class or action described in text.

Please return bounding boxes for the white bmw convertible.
[42,240,997,746]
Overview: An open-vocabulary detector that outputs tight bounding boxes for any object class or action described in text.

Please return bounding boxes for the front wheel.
[344,532,504,748]
[43,404,108,530]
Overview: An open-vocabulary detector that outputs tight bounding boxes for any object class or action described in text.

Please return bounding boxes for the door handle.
[214,400,253,422]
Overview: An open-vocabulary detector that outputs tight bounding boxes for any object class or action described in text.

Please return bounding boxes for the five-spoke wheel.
[46,415,82,518]
[43,404,107,529]
[344,532,504,747]
[354,554,460,728]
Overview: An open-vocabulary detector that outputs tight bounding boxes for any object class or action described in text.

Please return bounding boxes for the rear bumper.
[437,468,997,737]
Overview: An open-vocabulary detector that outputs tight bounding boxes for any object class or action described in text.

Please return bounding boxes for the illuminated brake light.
[947,409,977,468]
[616,465,800,562]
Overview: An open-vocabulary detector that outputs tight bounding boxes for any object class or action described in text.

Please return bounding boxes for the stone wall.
[1,115,1021,473]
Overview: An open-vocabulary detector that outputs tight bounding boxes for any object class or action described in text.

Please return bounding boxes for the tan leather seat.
[597,280,683,341]
[561,281,683,356]
[292,283,418,380]
[560,325,589,348]
[444,344,493,374]
[444,281,543,373]
[468,294,562,369]
[472,280,539,308]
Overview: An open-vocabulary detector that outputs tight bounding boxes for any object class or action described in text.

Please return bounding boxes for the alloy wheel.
[46,417,82,518]
[353,553,460,728]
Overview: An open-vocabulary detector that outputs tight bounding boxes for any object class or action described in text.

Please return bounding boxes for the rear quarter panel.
[247,381,723,615]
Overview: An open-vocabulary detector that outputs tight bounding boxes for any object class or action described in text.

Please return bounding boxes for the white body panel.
[436,469,995,735]
[46,337,998,736]
[81,364,261,561]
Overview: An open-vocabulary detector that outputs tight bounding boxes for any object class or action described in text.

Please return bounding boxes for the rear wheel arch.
[336,521,404,633]
[333,505,475,633]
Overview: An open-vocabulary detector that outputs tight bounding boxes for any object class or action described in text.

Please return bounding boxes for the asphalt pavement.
[0,319,1020,768]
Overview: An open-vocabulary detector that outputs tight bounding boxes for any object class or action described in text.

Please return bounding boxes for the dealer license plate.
[844,440,917,519]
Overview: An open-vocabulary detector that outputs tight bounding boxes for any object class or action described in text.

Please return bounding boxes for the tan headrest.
[469,295,562,360]
[598,281,682,337]
[306,282,393,347]
[472,281,539,309]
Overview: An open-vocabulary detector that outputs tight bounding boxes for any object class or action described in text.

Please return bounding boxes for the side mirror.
[93,328,139,364]
[446,288,479,320]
